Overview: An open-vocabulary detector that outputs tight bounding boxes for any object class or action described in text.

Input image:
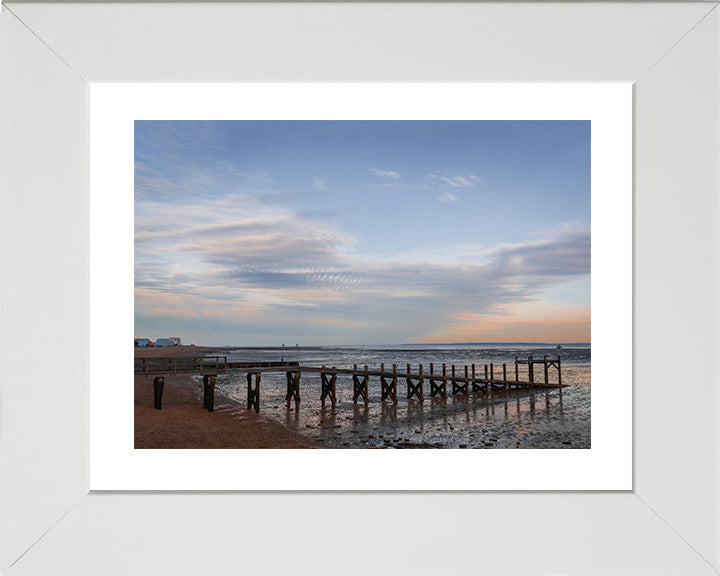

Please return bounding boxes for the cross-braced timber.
[471,365,485,393]
[451,365,470,395]
[138,355,565,414]
[406,363,424,401]
[285,370,301,408]
[320,369,337,408]
[352,365,370,405]
[379,364,398,404]
[429,363,447,399]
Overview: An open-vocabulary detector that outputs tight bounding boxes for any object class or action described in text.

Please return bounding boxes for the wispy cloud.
[312,178,327,190]
[426,173,480,188]
[437,191,460,204]
[370,171,481,195]
[369,168,400,180]
[136,182,589,343]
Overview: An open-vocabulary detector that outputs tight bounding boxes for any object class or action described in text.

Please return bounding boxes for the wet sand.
[134,346,320,449]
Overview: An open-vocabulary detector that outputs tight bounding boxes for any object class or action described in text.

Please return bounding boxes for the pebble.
[459,444,467,448]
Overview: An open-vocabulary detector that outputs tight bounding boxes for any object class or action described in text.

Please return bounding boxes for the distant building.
[169,337,182,346]
[135,338,152,347]
[155,338,178,347]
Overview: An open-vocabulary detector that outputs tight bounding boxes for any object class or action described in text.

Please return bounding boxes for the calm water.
[202,344,590,449]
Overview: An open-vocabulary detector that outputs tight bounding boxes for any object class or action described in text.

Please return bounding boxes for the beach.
[135,344,590,449]
[135,346,320,448]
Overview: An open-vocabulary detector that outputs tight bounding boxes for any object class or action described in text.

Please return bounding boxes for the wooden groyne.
[138,355,565,413]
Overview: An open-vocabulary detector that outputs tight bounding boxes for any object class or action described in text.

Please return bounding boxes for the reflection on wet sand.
[211,344,588,448]
[219,357,585,449]
[284,386,575,449]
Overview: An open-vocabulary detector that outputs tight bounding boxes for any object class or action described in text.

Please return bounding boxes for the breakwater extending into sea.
[205,343,590,449]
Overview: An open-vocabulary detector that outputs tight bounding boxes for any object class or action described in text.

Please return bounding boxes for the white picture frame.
[1,2,718,574]
[90,82,630,491]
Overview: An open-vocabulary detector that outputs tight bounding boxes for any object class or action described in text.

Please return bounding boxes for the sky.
[135,120,590,346]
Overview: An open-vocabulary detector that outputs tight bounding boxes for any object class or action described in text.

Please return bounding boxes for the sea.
[202,343,590,449]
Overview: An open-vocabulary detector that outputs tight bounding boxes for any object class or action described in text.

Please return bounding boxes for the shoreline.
[135,347,321,449]
[135,345,588,449]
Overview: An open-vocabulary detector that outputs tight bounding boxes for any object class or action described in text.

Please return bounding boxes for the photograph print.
[134,120,590,450]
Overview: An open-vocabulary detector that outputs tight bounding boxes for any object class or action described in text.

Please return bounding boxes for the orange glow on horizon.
[417,304,590,343]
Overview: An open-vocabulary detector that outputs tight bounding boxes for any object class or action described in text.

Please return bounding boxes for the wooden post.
[353,373,360,403]
[363,365,369,405]
[202,374,209,409]
[321,372,328,407]
[203,374,216,411]
[471,364,480,393]
[464,365,469,395]
[515,357,519,384]
[418,364,424,401]
[405,364,412,398]
[285,371,301,408]
[503,363,507,391]
[153,376,164,410]
[544,355,549,385]
[406,363,411,398]
[528,356,534,388]
[208,375,216,412]
[392,364,398,404]
[247,372,260,413]
[557,356,562,386]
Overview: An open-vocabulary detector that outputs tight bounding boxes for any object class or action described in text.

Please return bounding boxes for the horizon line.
[158,341,591,348]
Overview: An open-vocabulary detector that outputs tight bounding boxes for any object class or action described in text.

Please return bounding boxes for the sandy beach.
[134,346,320,449]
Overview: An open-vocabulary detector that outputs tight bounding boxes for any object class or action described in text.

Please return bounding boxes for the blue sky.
[135,121,590,346]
